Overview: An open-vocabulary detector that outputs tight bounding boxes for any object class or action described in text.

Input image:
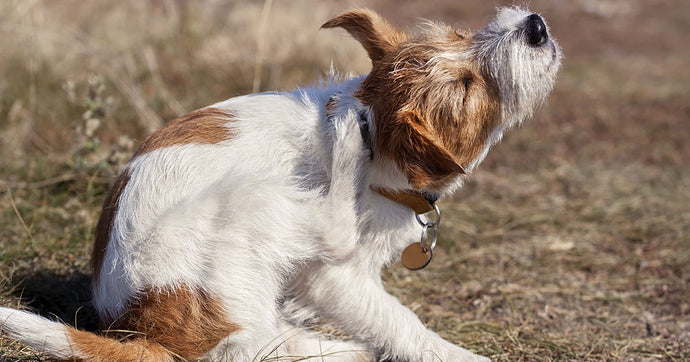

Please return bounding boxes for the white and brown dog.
[0,7,561,362]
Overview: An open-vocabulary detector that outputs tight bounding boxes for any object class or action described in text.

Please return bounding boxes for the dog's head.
[323,8,561,190]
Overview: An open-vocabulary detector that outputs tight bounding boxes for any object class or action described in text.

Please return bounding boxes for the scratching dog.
[0,7,561,361]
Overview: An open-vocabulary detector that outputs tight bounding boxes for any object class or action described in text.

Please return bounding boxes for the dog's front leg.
[297,262,489,362]
[319,109,370,260]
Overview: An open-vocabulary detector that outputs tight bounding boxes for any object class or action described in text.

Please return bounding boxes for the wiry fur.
[471,7,562,129]
[0,7,561,361]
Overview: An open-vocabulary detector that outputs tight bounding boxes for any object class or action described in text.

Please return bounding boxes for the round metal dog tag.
[401,243,432,270]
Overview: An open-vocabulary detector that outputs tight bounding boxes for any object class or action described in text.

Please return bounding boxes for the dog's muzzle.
[525,14,548,46]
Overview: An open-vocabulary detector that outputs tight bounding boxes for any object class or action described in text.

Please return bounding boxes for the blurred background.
[0,0,688,360]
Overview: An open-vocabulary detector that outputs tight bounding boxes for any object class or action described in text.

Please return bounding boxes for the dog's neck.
[358,111,440,214]
[326,87,447,215]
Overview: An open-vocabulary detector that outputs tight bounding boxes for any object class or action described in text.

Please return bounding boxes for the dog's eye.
[463,77,472,91]
[459,77,472,105]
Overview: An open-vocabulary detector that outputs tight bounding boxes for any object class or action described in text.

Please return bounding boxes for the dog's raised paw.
[333,112,366,149]
[331,111,371,173]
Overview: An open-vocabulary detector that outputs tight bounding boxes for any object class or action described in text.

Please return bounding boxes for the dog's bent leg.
[320,110,370,260]
[211,318,373,361]
[293,262,490,362]
[267,320,375,361]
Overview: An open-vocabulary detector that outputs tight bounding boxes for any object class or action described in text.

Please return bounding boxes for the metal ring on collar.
[419,223,438,251]
[415,203,441,228]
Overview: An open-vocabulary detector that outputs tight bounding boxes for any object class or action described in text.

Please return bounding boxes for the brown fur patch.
[92,169,131,283]
[103,286,240,360]
[134,107,235,156]
[68,328,173,362]
[363,27,500,189]
[326,11,501,189]
[321,9,406,64]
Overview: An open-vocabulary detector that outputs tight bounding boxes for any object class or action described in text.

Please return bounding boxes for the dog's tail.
[0,306,173,361]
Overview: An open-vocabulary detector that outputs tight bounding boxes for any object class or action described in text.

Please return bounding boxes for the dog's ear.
[390,111,466,189]
[321,9,405,63]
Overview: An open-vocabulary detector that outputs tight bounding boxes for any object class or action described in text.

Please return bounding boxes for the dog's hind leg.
[319,108,371,260]
[267,321,375,361]
[208,319,374,361]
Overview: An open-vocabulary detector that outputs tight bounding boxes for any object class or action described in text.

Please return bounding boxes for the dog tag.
[401,243,432,270]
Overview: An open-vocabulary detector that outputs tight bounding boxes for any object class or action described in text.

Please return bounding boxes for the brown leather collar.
[370,185,439,214]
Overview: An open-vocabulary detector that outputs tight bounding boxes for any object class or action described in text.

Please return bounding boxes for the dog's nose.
[525,14,548,46]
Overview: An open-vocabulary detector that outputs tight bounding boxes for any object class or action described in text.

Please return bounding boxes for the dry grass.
[1,0,688,361]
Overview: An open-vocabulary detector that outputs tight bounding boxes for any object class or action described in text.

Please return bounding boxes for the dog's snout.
[525,14,548,46]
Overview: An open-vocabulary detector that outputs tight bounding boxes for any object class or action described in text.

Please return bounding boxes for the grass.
[1,0,688,360]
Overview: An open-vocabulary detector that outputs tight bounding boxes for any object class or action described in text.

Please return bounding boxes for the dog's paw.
[455,352,491,362]
[427,346,491,362]
[412,338,491,362]
[328,112,369,209]
[331,111,371,165]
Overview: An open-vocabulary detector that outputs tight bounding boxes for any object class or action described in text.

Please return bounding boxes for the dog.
[0,7,561,361]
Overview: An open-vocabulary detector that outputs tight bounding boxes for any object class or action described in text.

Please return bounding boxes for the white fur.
[471,7,562,130]
[0,307,86,360]
[1,7,561,362]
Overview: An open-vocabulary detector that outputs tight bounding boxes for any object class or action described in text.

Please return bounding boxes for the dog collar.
[370,186,438,214]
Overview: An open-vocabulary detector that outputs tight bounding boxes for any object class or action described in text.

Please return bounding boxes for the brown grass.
[1,0,688,361]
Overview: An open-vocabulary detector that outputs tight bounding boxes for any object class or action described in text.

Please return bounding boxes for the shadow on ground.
[11,271,99,332]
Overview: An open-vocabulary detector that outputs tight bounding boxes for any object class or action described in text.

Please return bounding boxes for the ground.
[0,0,688,360]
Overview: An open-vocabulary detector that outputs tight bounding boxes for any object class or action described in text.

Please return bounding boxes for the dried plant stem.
[0,174,80,189]
[253,0,274,93]
[5,185,34,244]
[105,64,164,133]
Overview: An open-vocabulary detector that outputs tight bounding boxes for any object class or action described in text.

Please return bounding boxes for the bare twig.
[105,63,164,133]
[252,0,274,93]
[142,46,186,116]
[0,174,79,189]
[5,185,34,244]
